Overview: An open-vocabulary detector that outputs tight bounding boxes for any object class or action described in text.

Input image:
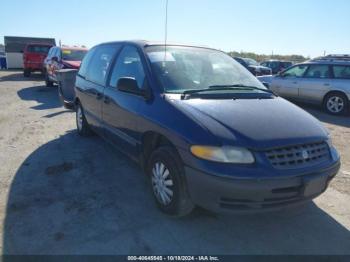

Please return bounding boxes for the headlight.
[190,145,255,164]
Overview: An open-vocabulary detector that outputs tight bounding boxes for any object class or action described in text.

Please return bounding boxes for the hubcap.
[327,96,344,113]
[151,162,174,206]
[77,106,83,131]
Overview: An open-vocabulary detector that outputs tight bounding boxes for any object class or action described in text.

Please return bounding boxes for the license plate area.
[303,176,327,197]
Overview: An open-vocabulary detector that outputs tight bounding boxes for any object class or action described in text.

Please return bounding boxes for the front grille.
[265,141,330,169]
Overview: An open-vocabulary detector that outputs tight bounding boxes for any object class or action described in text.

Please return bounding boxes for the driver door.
[103,45,147,159]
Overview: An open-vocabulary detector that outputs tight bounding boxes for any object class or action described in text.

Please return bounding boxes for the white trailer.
[4,36,56,69]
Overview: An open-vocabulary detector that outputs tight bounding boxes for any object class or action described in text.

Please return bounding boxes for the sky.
[1,0,349,58]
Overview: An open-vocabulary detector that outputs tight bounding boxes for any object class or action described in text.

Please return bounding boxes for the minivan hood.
[170,96,328,149]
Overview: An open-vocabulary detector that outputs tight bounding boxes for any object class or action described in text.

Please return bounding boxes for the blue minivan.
[74,41,340,216]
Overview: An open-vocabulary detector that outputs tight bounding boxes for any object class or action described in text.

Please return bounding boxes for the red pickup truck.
[23,43,54,77]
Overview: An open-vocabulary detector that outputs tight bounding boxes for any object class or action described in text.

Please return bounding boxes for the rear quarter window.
[78,48,96,78]
[85,45,120,85]
[333,65,350,79]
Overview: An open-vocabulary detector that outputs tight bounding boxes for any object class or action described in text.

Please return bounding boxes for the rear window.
[282,62,292,68]
[333,66,350,79]
[27,45,51,54]
[62,49,88,61]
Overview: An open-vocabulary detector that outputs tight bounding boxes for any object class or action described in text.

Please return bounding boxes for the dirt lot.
[0,70,349,255]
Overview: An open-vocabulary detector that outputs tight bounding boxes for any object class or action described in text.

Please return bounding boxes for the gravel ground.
[0,70,349,255]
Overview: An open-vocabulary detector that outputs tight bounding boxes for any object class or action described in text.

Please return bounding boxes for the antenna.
[163,0,169,65]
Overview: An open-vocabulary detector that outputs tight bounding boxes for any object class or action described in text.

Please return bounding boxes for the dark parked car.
[234,57,272,76]
[75,41,340,216]
[261,60,293,75]
[23,43,54,77]
[44,46,88,86]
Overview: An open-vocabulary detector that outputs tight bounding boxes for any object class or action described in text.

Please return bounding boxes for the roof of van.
[96,40,218,51]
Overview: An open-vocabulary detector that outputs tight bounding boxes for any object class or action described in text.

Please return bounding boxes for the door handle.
[103,96,110,104]
[96,92,103,100]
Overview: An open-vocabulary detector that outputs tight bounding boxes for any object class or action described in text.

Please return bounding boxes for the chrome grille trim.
[265,142,330,169]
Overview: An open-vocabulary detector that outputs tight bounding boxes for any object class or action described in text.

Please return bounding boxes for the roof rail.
[311,54,350,62]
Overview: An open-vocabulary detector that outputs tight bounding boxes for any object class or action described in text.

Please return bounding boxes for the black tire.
[76,103,93,136]
[323,92,349,116]
[45,73,54,87]
[23,69,31,77]
[147,146,194,217]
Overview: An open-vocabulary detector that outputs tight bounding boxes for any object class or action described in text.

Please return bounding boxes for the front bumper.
[185,160,340,213]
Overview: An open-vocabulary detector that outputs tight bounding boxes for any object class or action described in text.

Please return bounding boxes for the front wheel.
[76,103,93,136]
[324,93,349,115]
[148,146,194,217]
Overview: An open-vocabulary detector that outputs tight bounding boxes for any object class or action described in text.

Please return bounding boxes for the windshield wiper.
[180,87,241,99]
[209,84,275,94]
[180,84,276,100]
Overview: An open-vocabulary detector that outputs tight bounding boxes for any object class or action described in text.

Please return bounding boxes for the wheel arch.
[323,90,349,103]
[140,131,182,172]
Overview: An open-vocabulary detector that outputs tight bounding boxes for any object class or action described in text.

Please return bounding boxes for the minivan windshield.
[146,46,266,94]
[62,49,88,61]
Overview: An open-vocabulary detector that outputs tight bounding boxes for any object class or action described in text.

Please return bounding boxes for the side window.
[85,45,118,85]
[270,62,279,70]
[333,66,350,79]
[282,62,292,69]
[304,65,330,79]
[51,47,57,58]
[47,48,54,58]
[52,48,59,58]
[57,48,62,60]
[282,65,308,78]
[78,47,96,78]
[109,45,146,89]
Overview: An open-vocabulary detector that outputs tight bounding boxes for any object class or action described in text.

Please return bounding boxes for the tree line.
[227,51,309,63]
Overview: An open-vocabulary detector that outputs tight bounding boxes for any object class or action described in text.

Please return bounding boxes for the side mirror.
[117,77,151,99]
[52,56,58,62]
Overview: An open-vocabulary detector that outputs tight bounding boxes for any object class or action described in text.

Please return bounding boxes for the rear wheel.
[23,69,31,77]
[324,93,349,115]
[147,146,194,217]
[76,103,93,136]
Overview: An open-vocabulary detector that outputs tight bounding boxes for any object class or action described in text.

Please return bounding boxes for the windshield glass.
[146,46,266,93]
[62,49,87,61]
[243,58,259,66]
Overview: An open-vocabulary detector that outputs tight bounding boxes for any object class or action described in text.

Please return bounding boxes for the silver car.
[258,57,350,115]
